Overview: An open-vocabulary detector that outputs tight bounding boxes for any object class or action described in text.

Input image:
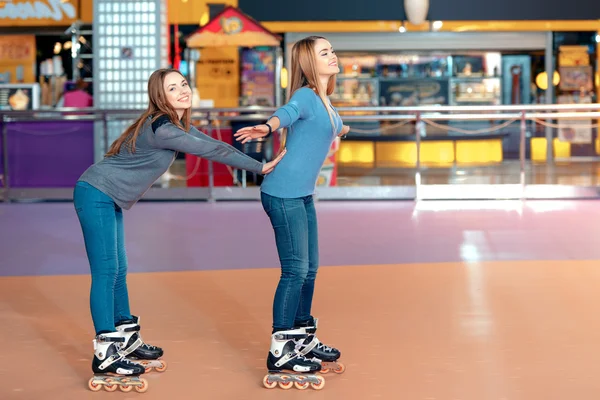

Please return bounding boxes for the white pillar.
[92,0,168,161]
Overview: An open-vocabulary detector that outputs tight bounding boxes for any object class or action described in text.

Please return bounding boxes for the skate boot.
[115,315,167,373]
[263,328,325,390]
[295,318,345,374]
[88,331,148,393]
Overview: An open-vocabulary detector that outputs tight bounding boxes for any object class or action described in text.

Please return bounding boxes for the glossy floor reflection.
[338,160,600,186]
[155,159,600,188]
[3,200,600,277]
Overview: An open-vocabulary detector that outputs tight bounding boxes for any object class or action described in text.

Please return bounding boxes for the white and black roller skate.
[88,331,148,393]
[115,315,167,373]
[263,328,326,390]
[295,318,345,374]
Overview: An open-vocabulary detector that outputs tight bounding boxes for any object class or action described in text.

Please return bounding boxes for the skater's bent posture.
[235,36,349,386]
[75,68,286,385]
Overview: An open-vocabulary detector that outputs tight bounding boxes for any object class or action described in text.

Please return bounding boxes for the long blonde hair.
[105,68,191,157]
[280,36,337,150]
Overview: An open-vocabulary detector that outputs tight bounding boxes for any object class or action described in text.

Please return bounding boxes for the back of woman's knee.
[281,260,309,280]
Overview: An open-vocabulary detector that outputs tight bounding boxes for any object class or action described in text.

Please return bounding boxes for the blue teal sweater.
[261,87,342,198]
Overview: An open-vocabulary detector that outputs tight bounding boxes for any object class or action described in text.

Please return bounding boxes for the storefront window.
[332,52,510,107]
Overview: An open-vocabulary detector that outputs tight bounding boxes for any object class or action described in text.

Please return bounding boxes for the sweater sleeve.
[271,87,315,128]
[151,116,264,174]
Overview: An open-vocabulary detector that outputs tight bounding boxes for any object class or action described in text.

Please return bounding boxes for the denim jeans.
[73,181,132,334]
[261,192,319,331]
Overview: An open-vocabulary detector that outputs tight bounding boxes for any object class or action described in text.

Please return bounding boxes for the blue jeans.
[73,181,132,334]
[261,192,319,331]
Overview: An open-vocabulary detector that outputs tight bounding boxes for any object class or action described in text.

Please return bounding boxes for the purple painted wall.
[3,121,94,187]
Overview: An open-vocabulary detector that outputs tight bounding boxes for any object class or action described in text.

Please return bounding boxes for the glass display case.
[449,77,502,106]
[329,77,380,138]
[330,76,379,107]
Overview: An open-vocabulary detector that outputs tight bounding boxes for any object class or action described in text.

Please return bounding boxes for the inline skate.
[88,331,148,393]
[115,315,167,373]
[263,328,325,390]
[295,318,345,374]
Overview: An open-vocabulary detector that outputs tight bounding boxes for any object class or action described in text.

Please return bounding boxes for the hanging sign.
[0,0,78,26]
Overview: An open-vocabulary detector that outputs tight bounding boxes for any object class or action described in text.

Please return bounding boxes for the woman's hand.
[338,124,350,137]
[234,124,271,144]
[262,148,287,174]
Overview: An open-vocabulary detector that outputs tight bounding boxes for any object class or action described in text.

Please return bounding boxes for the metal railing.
[2,103,600,203]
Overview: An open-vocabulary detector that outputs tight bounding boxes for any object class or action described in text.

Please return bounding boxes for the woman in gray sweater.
[77,68,285,392]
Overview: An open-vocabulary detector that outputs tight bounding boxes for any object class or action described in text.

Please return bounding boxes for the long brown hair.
[105,68,192,157]
[280,36,337,150]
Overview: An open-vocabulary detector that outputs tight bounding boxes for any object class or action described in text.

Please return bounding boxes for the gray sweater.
[78,115,264,210]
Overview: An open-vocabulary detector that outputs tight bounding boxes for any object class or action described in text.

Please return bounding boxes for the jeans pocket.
[266,199,289,229]
[73,184,87,213]
[261,192,273,214]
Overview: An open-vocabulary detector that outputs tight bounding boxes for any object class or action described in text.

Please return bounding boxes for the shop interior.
[1,23,598,188]
[328,36,599,187]
[0,24,93,110]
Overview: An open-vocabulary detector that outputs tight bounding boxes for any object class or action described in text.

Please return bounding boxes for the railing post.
[545,31,555,166]
[415,111,422,201]
[206,112,215,203]
[102,111,109,154]
[519,110,526,199]
[2,115,9,203]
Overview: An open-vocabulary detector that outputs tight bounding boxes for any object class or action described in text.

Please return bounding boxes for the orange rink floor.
[3,261,600,400]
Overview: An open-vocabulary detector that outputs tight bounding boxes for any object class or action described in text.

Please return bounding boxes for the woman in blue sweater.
[235,36,349,387]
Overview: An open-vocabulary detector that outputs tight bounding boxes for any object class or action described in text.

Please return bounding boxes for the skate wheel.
[320,367,330,374]
[310,375,325,390]
[333,362,345,374]
[120,384,133,392]
[277,376,293,390]
[104,384,118,392]
[135,378,149,393]
[144,367,152,373]
[262,375,277,389]
[294,377,310,390]
[88,378,102,392]
[155,360,168,372]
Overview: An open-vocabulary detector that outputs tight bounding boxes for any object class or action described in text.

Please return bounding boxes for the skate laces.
[295,351,318,363]
[304,334,336,353]
[292,341,319,363]
[141,343,160,351]
[135,332,160,351]
[121,357,140,366]
[302,335,335,353]
[114,343,141,366]
[316,342,335,352]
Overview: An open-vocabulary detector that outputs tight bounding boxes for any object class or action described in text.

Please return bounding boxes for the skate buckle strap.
[120,337,143,357]
[274,349,305,368]
[275,348,322,368]
[274,333,307,341]
[96,335,125,343]
[304,317,318,333]
[98,353,122,371]
[120,324,141,333]
[274,340,308,368]
[274,353,292,368]
[298,336,319,355]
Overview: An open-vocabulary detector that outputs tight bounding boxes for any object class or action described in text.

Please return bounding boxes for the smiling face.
[162,71,192,117]
[313,38,339,76]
